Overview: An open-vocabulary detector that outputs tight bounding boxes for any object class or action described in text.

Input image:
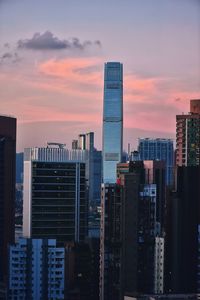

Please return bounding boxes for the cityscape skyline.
[0,0,199,152]
[1,1,200,298]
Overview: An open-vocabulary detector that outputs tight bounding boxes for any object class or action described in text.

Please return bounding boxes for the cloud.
[1,52,12,59]
[0,52,21,64]
[17,31,102,51]
[4,43,10,49]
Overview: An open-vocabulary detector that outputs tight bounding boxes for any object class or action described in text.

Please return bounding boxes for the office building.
[138,138,174,186]
[8,238,65,300]
[176,99,200,167]
[0,115,16,285]
[23,145,87,244]
[102,62,123,183]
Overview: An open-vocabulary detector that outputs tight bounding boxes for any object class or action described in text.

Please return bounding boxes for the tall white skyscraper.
[102,62,123,183]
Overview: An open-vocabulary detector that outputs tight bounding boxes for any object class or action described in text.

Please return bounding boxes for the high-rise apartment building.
[23,146,87,244]
[165,166,200,294]
[102,62,123,183]
[0,115,16,285]
[8,238,65,300]
[138,138,174,186]
[117,160,165,230]
[100,162,161,300]
[176,99,200,167]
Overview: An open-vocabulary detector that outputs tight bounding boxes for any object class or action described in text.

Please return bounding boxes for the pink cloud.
[38,57,102,83]
[0,57,199,151]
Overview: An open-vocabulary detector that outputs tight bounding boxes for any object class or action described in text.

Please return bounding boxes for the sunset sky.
[0,0,200,152]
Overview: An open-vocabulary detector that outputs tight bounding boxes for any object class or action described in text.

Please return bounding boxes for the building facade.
[117,160,165,230]
[65,238,100,300]
[154,237,165,294]
[100,162,161,300]
[8,238,65,300]
[102,62,123,183]
[176,100,200,167]
[0,115,16,285]
[138,138,174,186]
[23,146,87,244]
[165,166,200,294]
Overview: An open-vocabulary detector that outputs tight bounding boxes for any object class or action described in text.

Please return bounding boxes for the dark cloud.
[0,52,21,64]
[4,43,10,49]
[17,31,102,51]
[1,52,12,59]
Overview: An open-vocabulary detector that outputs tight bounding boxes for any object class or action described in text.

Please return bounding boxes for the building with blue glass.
[138,138,174,186]
[102,62,123,183]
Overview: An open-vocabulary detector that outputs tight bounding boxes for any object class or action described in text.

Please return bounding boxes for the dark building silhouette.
[143,160,166,231]
[0,116,16,285]
[65,238,100,300]
[165,166,200,294]
[117,160,166,230]
[100,161,163,300]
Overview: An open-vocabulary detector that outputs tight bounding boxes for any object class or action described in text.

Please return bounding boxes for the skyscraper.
[165,166,200,294]
[138,138,174,186]
[102,62,123,183]
[176,99,200,167]
[0,115,16,285]
[100,162,160,300]
[23,146,87,244]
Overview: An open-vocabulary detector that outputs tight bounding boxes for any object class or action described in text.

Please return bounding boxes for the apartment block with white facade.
[8,238,65,300]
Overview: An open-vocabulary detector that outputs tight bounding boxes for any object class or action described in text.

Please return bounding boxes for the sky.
[0,0,200,152]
